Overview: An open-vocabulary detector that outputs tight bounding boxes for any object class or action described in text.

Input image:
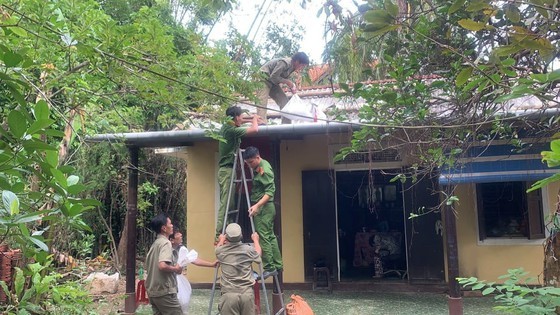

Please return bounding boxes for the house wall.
[185,134,339,283]
[185,141,219,283]
[454,181,559,283]
[280,134,334,282]
[183,133,556,285]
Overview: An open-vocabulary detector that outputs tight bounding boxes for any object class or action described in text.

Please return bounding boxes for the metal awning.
[439,143,558,185]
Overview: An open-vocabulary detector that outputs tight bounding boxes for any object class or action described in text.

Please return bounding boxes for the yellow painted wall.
[185,141,219,283]
[185,134,336,283]
[454,181,560,283]
[279,134,332,282]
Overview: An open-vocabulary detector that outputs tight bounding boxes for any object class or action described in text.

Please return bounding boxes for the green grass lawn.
[136,289,498,315]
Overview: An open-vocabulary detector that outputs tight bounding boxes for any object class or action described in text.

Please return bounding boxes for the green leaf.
[68,204,86,216]
[8,110,27,138]
[27,235,49,251]
[2,190,19,215]
[493,45,521,57]
[27,119,55,135]
[363,10,393,24]
[456,67,473,87]
[45,150,58,167]
[448,0,465,14]
[67,175,79,186]
[0,281,10,301]
[14,267,24,297]
[385,0,399,18]
[3,50,23,67]
[22,139,57,152]
[8,26,27,38]
[482,287,496,295]
[50,168,67,188]
[501,58,516,67]
[551,140,560,153]
[71,198,102,207]
[34,101,50,120]
[13,214,44,224]
[458,19,487,31]
[466,1,489,12]
[366,24,400,37]
[504,5,521,23]
[471,283,485,290]
[44,129,66,138]
[67,183,86,195]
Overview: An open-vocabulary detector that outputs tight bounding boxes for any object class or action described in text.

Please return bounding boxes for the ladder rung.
[227,209,239,215]
[233,178,252,183]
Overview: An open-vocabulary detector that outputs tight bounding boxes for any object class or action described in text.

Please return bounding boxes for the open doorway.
[336,170,407,281]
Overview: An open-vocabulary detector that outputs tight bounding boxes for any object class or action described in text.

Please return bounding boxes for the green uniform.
[215,242,261,315]
[251,159,283,272]
[257,57,296,119]
[216,122,247,237]
[145,234,182,315]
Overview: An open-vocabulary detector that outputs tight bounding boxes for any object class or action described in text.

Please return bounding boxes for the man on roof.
[256,52,310,120]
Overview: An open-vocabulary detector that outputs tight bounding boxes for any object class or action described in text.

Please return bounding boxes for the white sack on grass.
[282,95,326,122]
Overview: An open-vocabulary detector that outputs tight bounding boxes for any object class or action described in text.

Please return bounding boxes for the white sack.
[282,94,325,122]
[177,274,192,314]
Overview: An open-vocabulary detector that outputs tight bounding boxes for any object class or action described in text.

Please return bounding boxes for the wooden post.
[444,186,463,315]
[124,147,139,314]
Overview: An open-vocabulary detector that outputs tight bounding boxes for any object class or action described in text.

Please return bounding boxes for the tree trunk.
[117,212,128,272]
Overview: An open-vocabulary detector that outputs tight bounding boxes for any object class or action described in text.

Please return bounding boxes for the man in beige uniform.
[145,213,183,315]
[257,52,309,120]
[215,223,262,315]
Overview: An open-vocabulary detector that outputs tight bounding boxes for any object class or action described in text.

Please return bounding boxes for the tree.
[321,0,559,303]
[1,0,258,271]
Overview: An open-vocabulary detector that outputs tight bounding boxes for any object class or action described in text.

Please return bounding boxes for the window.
[476,181,544,240]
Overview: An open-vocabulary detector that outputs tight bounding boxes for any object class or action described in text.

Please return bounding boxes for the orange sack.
[286,294,314,315]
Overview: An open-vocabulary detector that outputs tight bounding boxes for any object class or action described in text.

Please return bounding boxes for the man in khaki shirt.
[145,213,183,315]
[215,223,262,315]
[257,52,309,120]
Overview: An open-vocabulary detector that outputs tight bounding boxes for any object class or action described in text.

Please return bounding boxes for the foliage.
[528,139,560,192]
[0,99,99,257]
[1,0,264,268]
[323,0,559,191]
[458,268,560,315]
[0,261,95,314]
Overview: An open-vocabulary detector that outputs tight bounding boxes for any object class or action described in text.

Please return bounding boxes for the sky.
[208,0,361,63]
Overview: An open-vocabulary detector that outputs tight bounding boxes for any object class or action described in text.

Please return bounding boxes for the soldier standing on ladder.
[243,146,283,278]
[216,106,261,240]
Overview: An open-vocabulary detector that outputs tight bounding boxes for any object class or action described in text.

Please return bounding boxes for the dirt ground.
[92,278,128,315]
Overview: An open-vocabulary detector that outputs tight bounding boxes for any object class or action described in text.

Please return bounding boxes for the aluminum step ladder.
[208,148,285,315]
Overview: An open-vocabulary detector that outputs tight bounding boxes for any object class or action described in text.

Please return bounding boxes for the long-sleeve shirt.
[250,159,275,203]
[218,122,247,168]
[259,57,295,85]
[215,242,261,293]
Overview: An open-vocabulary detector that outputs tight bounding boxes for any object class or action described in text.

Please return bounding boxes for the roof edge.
[86,122,360,148]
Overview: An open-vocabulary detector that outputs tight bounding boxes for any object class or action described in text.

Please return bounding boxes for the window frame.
[475,182,549,246]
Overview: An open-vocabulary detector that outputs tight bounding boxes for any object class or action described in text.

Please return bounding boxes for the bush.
[458,268,560,314]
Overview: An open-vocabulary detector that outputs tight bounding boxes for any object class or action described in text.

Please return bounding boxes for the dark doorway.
[302,170,337,280]
[336,170,407,281]
[403,173,445,282]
